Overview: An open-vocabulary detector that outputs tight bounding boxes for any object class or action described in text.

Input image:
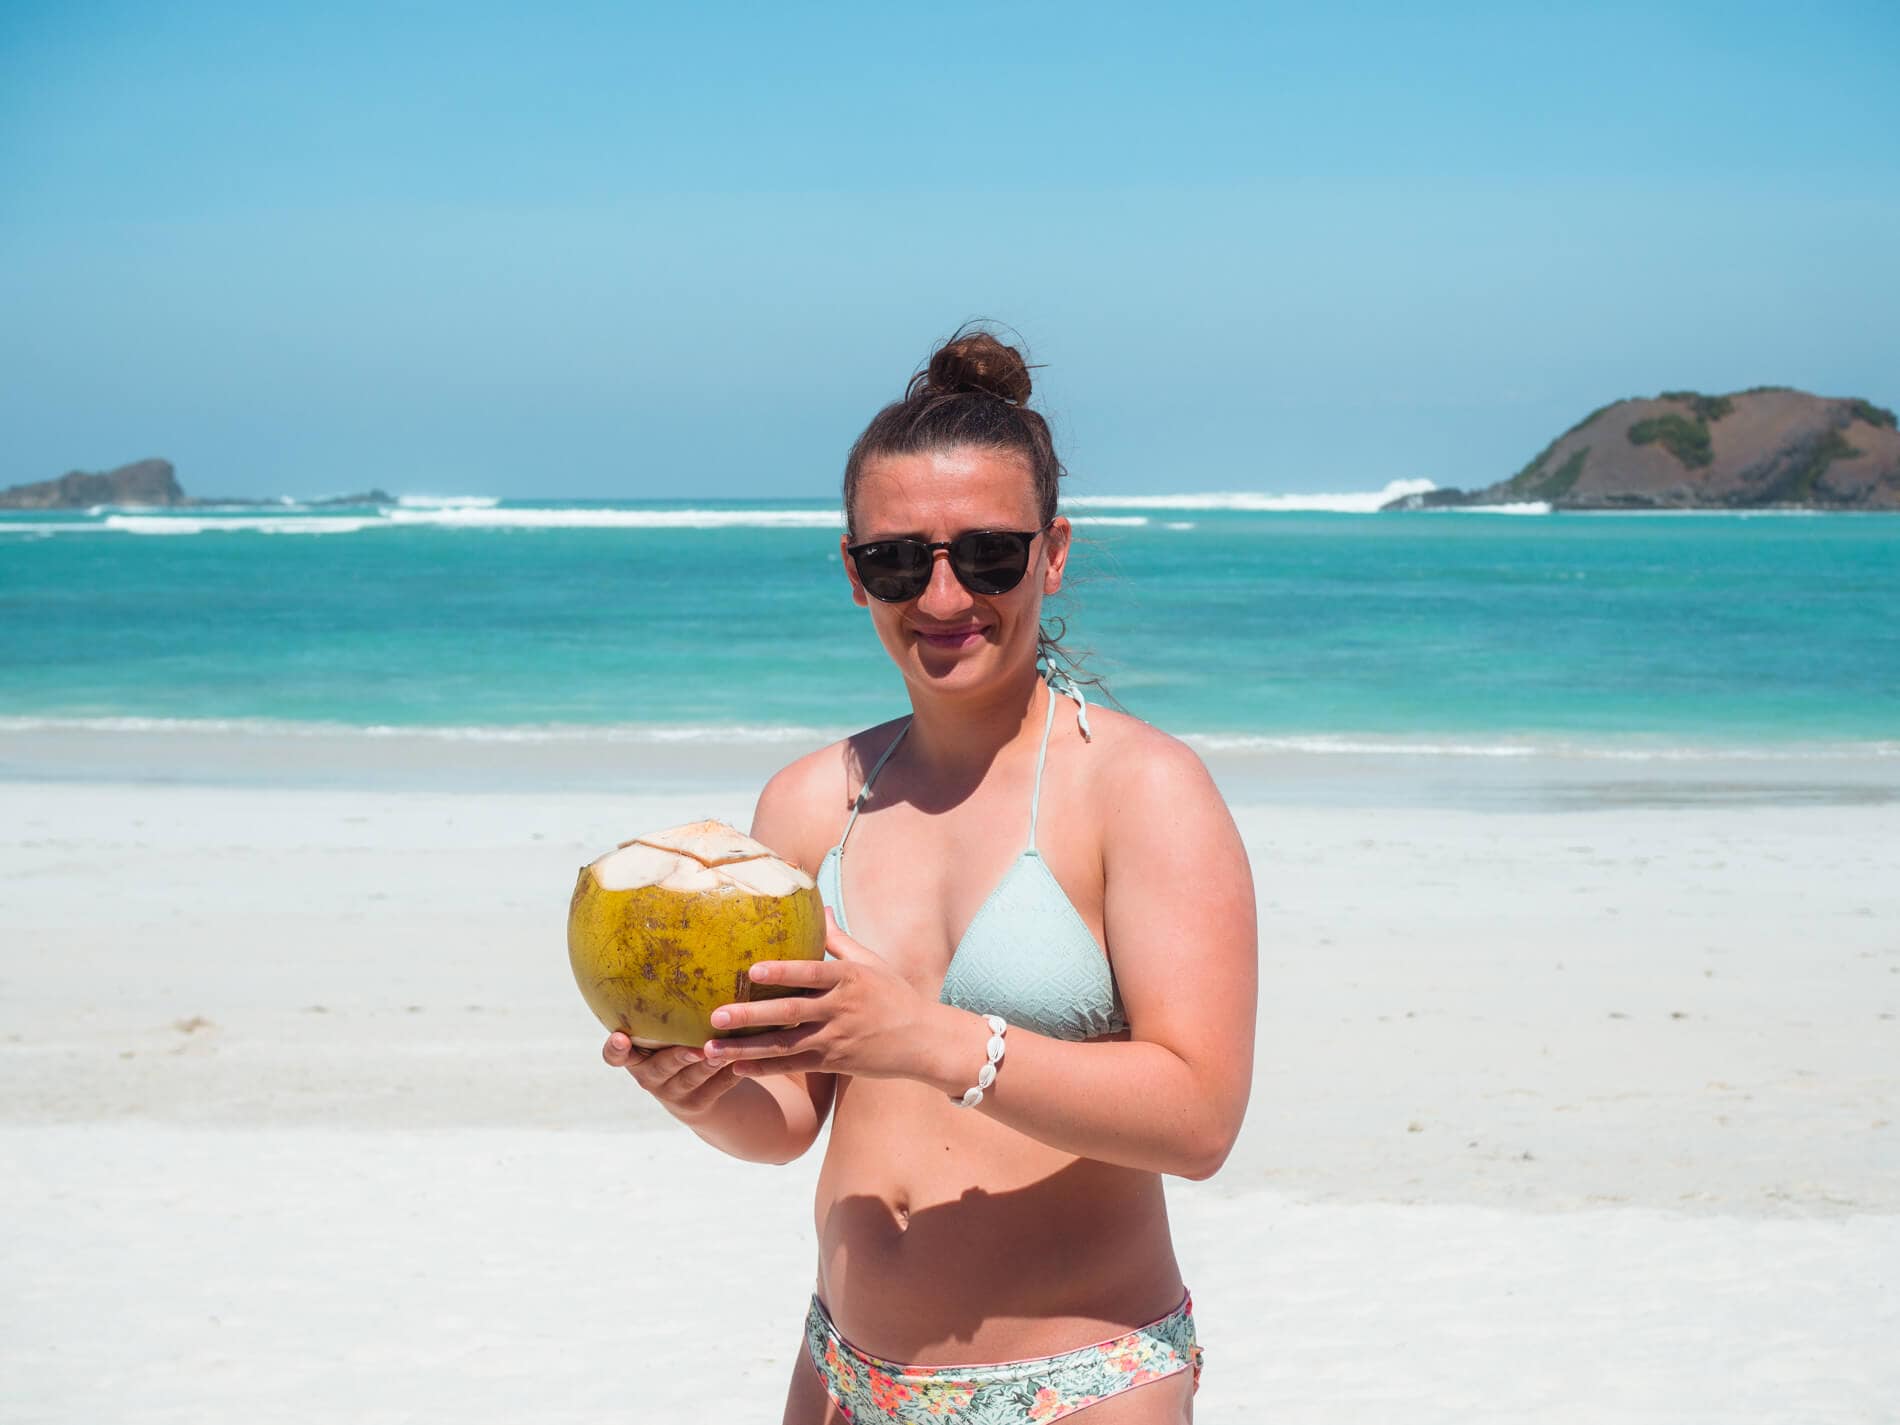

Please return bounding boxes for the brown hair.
[842,324,1102,690]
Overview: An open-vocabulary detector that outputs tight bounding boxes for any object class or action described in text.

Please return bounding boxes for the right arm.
[599,755,838,1165]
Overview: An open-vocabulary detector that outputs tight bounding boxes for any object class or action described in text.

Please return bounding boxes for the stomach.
[810,1075,1185,1365]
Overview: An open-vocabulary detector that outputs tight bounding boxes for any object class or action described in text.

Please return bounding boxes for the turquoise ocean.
[3,490,1896,760]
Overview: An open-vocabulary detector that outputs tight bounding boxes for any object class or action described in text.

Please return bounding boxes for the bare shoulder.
[1072,703,1225,818]
[750,719,909,876]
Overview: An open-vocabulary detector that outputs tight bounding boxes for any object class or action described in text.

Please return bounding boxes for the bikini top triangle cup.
[815,667,1128,1043]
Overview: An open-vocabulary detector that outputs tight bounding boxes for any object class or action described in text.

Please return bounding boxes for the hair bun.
[916,329,1034,406]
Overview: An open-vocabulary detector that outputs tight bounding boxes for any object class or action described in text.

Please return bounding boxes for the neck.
[900,663,1049,783]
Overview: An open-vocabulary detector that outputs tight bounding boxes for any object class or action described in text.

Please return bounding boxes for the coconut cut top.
[590,818,815,897]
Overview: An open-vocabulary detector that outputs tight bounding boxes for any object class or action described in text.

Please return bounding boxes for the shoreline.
[5,723,1898,811]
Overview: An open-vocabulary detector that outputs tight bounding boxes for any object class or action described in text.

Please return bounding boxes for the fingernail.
[703,1041,724,1059]
[748,964,768,982]
[679,1050,701,1063]
[711,1009,730,1029]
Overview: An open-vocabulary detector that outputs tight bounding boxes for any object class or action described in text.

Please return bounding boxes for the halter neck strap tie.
[1044,665,1093,743]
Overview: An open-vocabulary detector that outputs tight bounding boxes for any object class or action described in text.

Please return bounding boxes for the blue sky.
[2,1,1896,499]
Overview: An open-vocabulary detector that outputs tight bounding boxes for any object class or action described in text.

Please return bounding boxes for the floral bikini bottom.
[803,1292,1202,1423]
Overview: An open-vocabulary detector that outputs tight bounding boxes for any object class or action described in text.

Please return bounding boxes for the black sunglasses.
[846,521,1054,603]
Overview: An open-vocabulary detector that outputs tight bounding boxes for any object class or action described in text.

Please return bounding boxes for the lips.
[914,625,987,650]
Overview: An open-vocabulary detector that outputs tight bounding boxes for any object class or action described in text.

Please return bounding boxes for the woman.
[602,329,1257,1423]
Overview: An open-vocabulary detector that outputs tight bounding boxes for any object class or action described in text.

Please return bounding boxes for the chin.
[907,640,1030,689]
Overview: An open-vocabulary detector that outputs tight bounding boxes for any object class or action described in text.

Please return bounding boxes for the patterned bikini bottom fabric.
[804,1292,1202,1423]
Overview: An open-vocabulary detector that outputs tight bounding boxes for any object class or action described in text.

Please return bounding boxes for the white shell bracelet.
[951,1014,1008,1108]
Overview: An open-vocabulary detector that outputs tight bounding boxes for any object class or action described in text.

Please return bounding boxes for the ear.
[840,533,870,608]
[1041,516,1071,596]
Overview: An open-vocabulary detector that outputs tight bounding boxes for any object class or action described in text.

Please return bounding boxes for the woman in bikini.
[601,328,1258,1423]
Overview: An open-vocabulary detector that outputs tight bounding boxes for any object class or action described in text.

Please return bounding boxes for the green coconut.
[568,819,825,1048]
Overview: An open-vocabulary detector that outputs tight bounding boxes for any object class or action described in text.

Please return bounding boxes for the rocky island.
[0,459,394,510]
[1387,389,1900,511]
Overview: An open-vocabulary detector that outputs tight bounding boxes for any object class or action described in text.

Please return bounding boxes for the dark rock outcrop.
[0,458,185,510]
[1386,389,1900,511]
[0,463,398,510]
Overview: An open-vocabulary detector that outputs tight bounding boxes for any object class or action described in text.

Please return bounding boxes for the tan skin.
[602,446,1258,1422]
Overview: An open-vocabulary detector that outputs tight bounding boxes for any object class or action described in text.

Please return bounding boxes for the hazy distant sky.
[3,1,1896,499]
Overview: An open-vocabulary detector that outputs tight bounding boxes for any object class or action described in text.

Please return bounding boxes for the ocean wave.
[0,715,845,745]
[1563,508,1835,518]
[1067,515,1149,527]
[1436,502,1552,515]
[4,715,1893,762]
[1182,733,1900,761]
[9,506,849,535]
[1065,478,1438,515]
[383,506,843,530]
[101,514,385,536]
[395,494,501,509]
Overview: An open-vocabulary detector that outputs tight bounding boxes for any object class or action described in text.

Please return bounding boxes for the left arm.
[703,740,1259,1180]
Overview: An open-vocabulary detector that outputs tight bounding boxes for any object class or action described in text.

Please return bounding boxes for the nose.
[914,547,973,618]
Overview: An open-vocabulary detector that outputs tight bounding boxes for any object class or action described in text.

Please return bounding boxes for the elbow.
[764,1136,818,1167]
[1167,1075,1249,1181]
[1175,1128,1238,1183]
[754,1122,824,1166]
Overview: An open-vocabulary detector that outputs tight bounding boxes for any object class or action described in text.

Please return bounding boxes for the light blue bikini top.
[815,669,1127,1042]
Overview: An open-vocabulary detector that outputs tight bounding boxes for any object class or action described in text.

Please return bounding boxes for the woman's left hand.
[703,908,941,1081]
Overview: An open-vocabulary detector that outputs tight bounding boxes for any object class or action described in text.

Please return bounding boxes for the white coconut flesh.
[591,819,814,897]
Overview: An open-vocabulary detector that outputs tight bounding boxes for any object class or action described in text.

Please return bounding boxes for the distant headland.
[0,458,392,510]
[1387,388,1900,511]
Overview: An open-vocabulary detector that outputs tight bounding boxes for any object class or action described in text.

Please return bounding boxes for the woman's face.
[843,445,1070,697]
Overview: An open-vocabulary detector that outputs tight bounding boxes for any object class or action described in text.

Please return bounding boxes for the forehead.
[852,446,1040,538]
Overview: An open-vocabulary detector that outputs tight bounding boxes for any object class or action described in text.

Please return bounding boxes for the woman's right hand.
[601,1032,743,1124]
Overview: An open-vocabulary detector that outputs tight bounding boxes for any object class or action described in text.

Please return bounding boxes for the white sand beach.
[3,749,1896,1422]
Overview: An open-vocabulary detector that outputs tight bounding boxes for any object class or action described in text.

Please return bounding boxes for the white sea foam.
[0,715,845,746]
[395,494,501,510]
[1066,478,1440,514]
[4,715,1893,763]
[100,514,385,536]
[1182,732,1900,761]
[1067,515,1150,527]
[12,506,848,535]
[383,506,843,530]
[1564,507,1836,518]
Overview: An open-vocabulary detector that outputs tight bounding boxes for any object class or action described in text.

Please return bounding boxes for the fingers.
[602,1031,645,1067]
[703,1023,822,1063]
[711,991,824,1033]
[658,1054,732,1100]
[731,1050,826,1078]
[605,1036,708,1090]
[600,1032,741,1115]
[745,958,843,990]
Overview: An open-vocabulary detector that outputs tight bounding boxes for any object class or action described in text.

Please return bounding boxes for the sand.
[2,748,1896,1421]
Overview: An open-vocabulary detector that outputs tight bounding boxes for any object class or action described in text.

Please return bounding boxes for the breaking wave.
[1182,732,1900,761]
[4,715,1893,763]
[394,494,501,509]
[2,506,848,535]
[1066,479,1438,514]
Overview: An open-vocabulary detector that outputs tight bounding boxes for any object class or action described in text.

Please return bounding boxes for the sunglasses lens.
[853,542,932,602]
[850,528,1041,603]
[950,531,1032,595]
